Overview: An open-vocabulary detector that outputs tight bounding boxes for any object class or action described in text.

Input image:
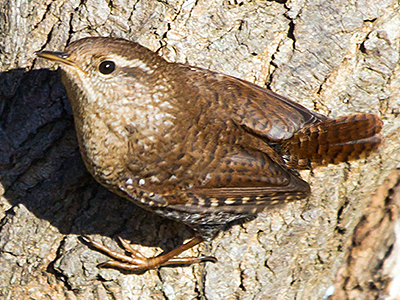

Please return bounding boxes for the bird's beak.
[35,51,77,68]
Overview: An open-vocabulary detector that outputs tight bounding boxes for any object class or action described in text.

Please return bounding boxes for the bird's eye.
[98,60,116,75]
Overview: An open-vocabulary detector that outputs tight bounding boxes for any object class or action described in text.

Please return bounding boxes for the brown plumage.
[36,37,383,271]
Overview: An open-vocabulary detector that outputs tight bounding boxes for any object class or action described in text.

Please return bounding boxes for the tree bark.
[0,0,399,299]
[331,169,400,300]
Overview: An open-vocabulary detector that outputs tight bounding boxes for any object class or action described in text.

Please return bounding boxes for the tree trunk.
[0,0,399,299]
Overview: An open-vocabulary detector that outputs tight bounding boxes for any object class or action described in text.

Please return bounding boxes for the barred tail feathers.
[282,113,383,169]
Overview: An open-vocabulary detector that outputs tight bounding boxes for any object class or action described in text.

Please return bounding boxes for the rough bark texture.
[331,169,400,300]
[0,0,399,299]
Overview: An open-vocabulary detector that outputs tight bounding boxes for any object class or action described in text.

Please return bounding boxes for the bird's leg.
[81,235,217,271]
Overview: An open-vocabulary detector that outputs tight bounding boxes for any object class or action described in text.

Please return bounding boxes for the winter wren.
[36,37,383,271]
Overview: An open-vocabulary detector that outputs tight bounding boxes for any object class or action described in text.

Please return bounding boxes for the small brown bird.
[36,37,382,271]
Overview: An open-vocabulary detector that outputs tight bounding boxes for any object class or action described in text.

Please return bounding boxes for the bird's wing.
[119,143,311,215]
[170,144,311,214]
[187,66,328,141]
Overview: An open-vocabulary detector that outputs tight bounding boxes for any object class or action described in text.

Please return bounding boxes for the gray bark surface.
[331,169,400,300]
[0,1,399,299]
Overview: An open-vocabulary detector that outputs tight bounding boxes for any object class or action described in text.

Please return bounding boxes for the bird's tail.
[281,113,383,169]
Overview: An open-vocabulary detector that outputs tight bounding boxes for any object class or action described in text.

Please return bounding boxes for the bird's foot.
[81,235,217,271]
